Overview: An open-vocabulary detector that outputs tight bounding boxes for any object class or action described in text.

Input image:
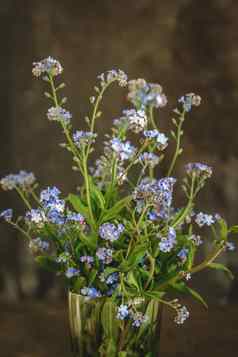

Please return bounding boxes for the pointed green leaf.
[208,262,234,280]
[100,196,132,223]
[68,194,91,223]
[171,282,208,309]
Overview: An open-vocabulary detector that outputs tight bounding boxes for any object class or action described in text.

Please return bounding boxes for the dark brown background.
[0,0,238,356]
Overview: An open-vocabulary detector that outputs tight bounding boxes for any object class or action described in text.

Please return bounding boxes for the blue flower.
[25,209,47,225]
[47,106,72,125]
[185,162,212,178]
[66,212,85,224]
[106,272,119,285]
[29,237,50,254]
[96,247,113,264]
[0,171,36,191]
[177,248,189,263]
[0,209,13,222]
[117,304,129,320]
[98,69,127,87]
[99,223,125,242]
[128,79,167,108]
[80,256,94,266]
[121,109,147,133]
[148,210,159,221]
[139,152,160,168]
[81,287,102,299]
[178,93,201,112]
[47,209,65,225]
[131,312,148,327]
[32,57,63,78]
[65,267,79,279]
[195,212,215,227]
[73,131,97,147]
[159,227,177,253]
[144,130,168,150]
[110,138,136,161]
[40,186,61,203]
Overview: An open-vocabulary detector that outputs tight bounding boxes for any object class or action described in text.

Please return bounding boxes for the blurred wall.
[0,0,238,300]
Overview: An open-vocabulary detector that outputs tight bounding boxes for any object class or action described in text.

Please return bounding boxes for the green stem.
[9,221,31,240]
[171,174,195,229]
[145,255,155,289]
[149,105,158,130]
[15,187,32,210]
[82,149,95,228]
[167,111,185,177]
[190,245,225,274]
[49,75,83,174]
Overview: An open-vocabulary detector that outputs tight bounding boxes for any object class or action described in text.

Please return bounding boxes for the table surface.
[0,298,237,357]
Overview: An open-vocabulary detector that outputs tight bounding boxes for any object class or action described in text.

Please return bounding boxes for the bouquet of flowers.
[0,57,236,356]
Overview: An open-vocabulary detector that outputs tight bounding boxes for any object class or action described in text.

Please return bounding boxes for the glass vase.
[68,291,162,357]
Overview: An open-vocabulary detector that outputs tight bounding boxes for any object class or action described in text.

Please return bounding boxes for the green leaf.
[89,269,98,285]
[118,352,127,357]
[119,244,147,272]
[208,263,234,280]
[100,195,132,223]
[79,232,97,249]
[186,286,208,309]
[228,225,238,234]
[89,179,106,211]
[68,194,91,223]
[103,267,120,278]
[137,299,160,342]
[144,291,164,300]
[126,271,140,291]
[171,282,208,309]
[218,219,228,240]
[35,256,59,272]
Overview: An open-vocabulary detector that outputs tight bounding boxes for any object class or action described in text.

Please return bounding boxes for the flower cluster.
[159,227,177,253]
[139,152,160,168]
[96,247,113,264]
[128,79,167,109]
[0,171,35,191]
[73,131,97,148]
[110,138,136,161]
[178,93,201,112]
[195,212,215,227]
[117,304,148,328]
[0,58,236,342]
[144,130,168,150]
[122,109,147,133]
[174,306,190,325]
[98,69,128,87]
[29,237,50,254]
[0,209,13,222]
[32,57,63,78]
[185,162,212,179]
[99,223,124,242]
[47,106,72,125]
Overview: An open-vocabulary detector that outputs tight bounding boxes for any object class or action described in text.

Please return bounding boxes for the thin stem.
[15,187,32,210]
[149,105,158,130]
[171,174,195,229]
[167,111,185,177]
[49,75,83,174]
[82,148,95,227]
[9,221,31,240]
[145,255,155,289]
